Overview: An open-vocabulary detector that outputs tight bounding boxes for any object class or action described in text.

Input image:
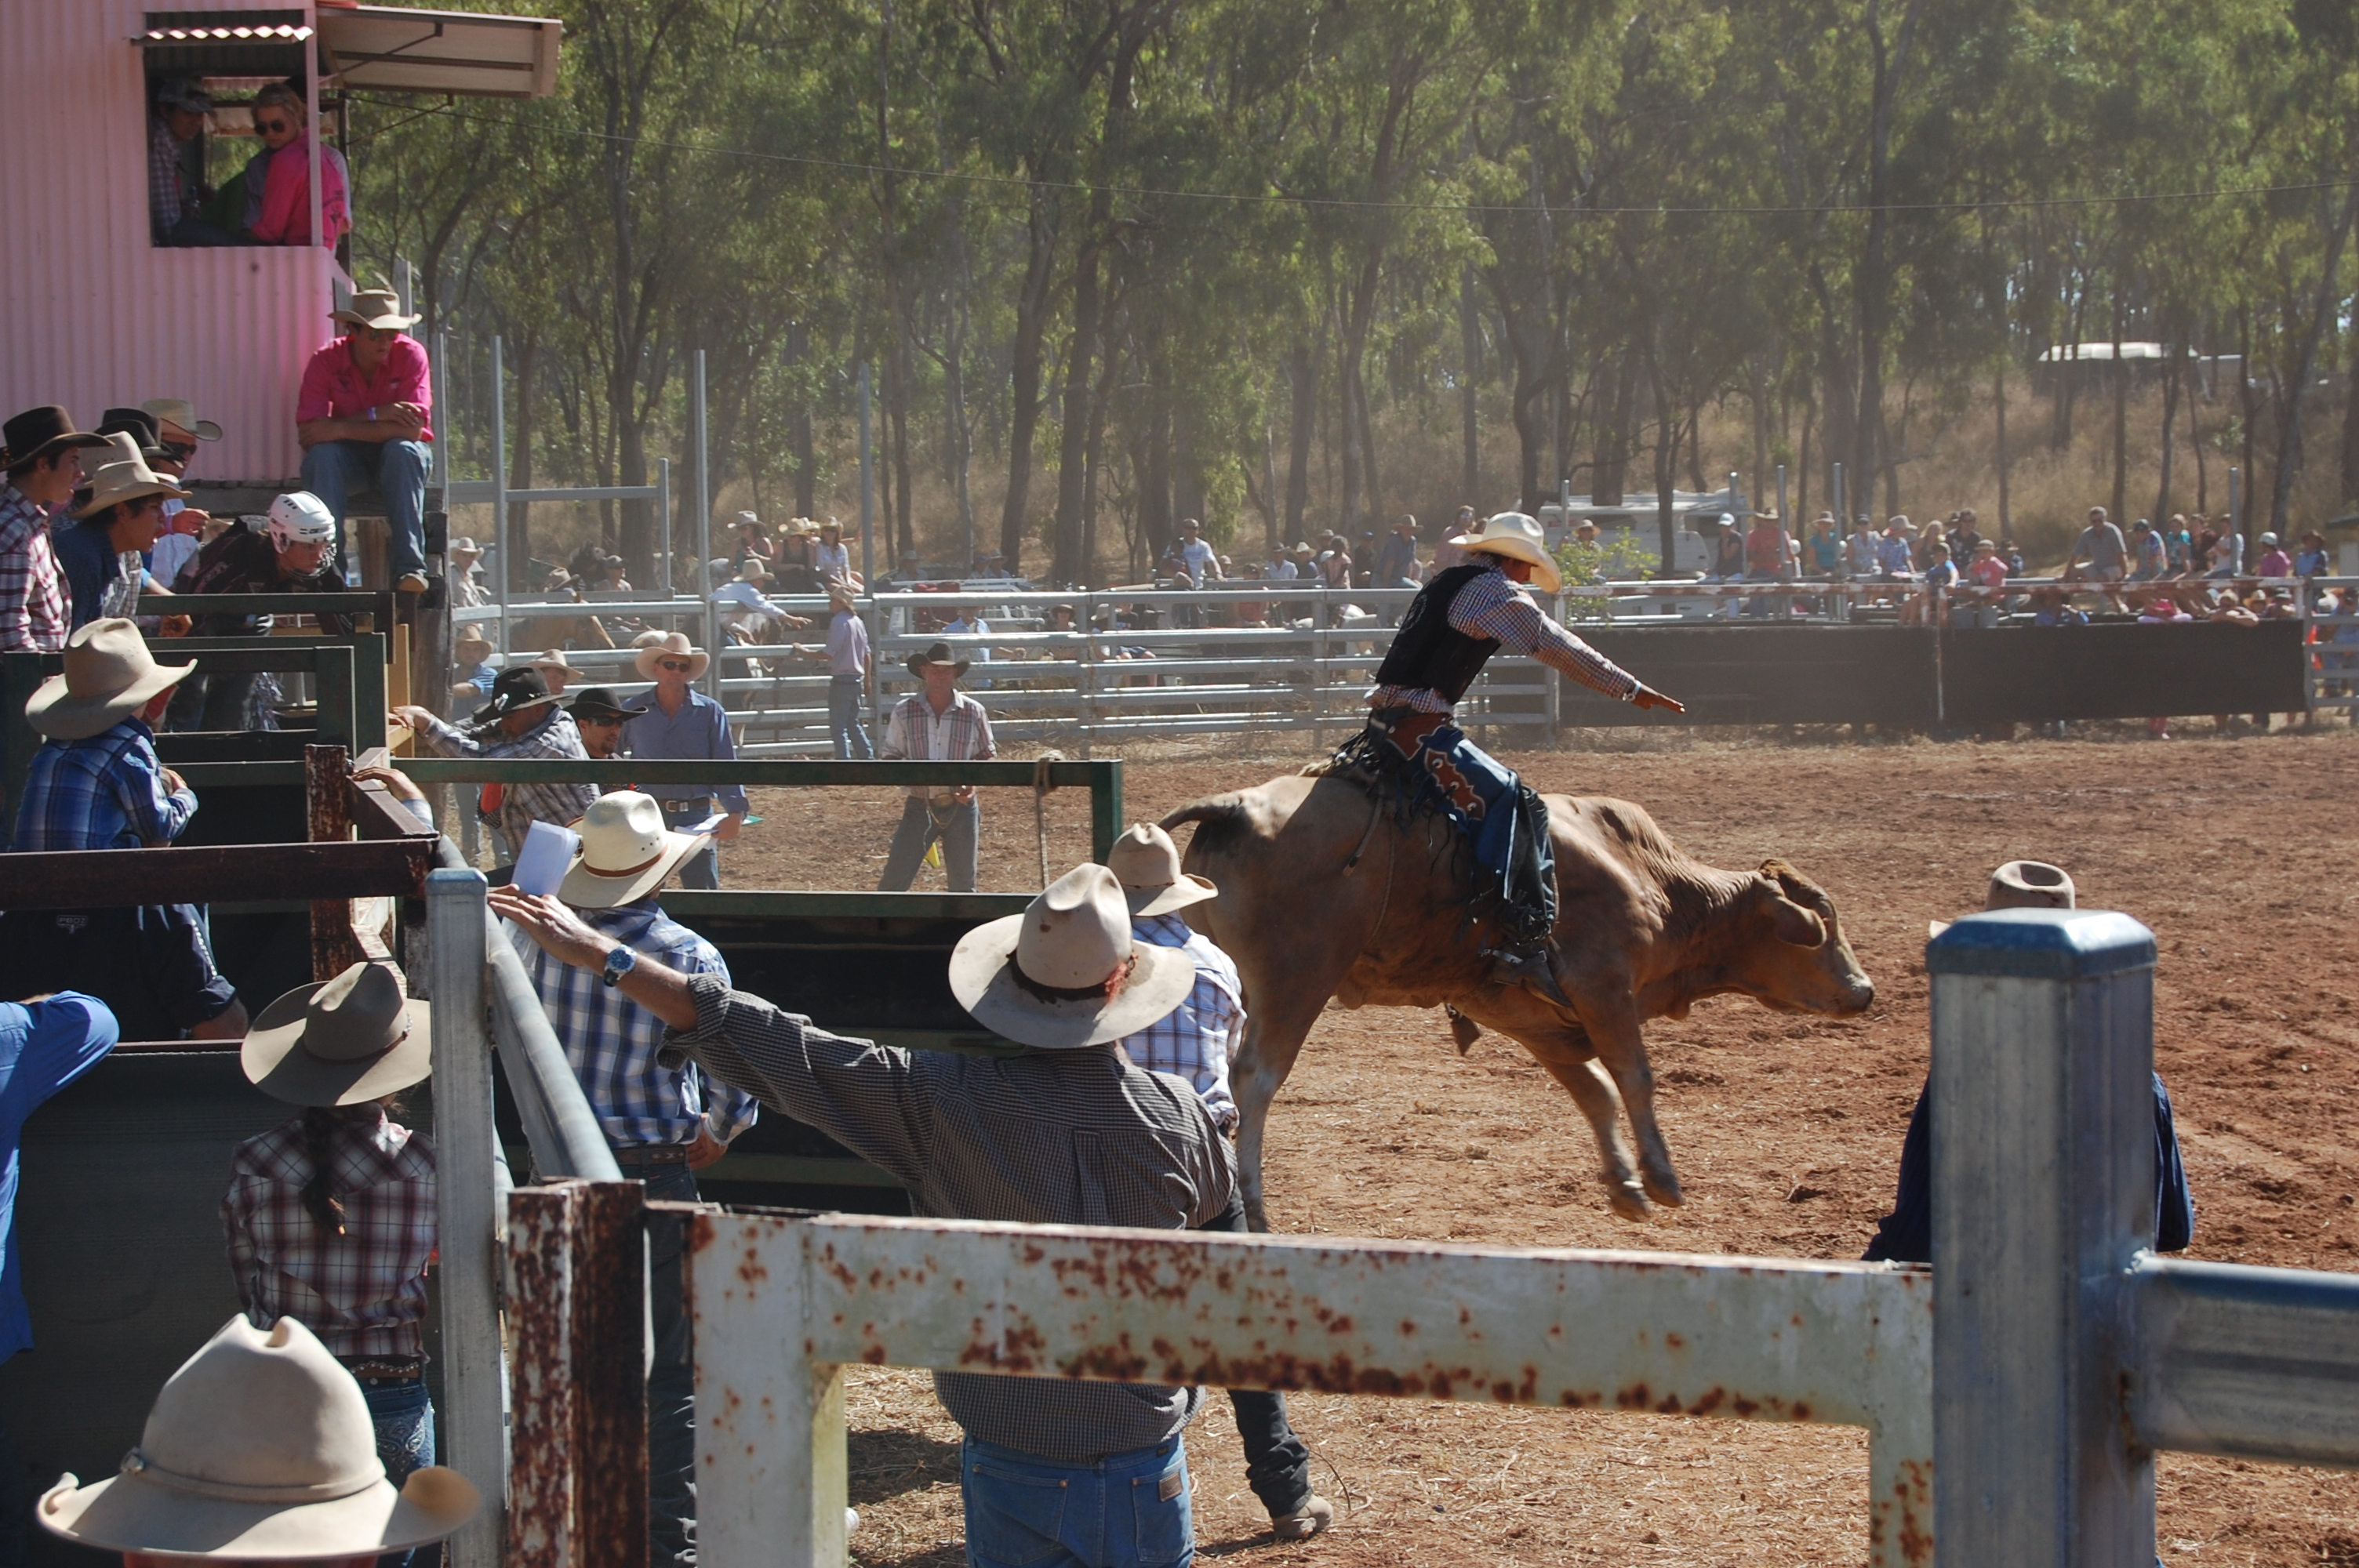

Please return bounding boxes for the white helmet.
[267,491,337,550]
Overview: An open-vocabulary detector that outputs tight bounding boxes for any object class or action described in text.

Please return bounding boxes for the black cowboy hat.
[96,408,171,466]
[565,686,633,724]
[905,640,970,677]
[463,666,561,735]
[1,406,106,470]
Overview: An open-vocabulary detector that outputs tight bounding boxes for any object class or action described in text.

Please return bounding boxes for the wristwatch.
[600,945,638,989]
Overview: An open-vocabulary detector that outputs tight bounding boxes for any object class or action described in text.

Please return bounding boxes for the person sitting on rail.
[497,792,758,1568]
[1863,862,2194,1265]
[0,620,245,1042]
[393,667,598,863]
[486,859,1230,1568]
[446,535,489,608]
[296,285,433,595]
[449,630,498,713]
[711,557,811,638]
[1106,824,1334,1542]
[167,492,348,731]
[1358,511,1683,998]
[222,962,442,1568]
[812,516,860,591]
[876,641,994,895]
[38,1314,478,1566]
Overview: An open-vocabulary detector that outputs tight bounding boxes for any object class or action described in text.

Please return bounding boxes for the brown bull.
[1161,773,1874,1227]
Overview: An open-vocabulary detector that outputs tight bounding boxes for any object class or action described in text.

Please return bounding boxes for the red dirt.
[722,728,2359,1566]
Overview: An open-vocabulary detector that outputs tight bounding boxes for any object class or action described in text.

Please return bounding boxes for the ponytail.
[299,1106,349,1237]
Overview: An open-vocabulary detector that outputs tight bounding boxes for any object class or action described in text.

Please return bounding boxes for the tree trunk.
[1994,362,2011,535]
[788,323,816,516]
[505,331,537,590]
[1852,0,1927,524]
[1285,341,1315,542]
[1590,348,1626,506]
[2109,290,2129,526]
[2343,318,2359,509]
[2268,186,2357,535]
[2153,343,2180,524]
[1051,233,1103,584]
[999,195,1056,572]
[1459,267,1481,505]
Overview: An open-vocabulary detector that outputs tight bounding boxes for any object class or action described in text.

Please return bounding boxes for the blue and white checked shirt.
[1367,562,1639,715]
[508,899,759,1149]
[10,719,197,851]
[1119,914,1241,1133]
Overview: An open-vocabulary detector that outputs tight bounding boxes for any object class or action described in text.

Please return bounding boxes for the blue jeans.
[300,437,431,580]
[961,1434,1193,1568]
[659,802,722,890]
[1369,710,1554,947]
[358,1377,434,1568]
[829,674,874,759]
[879,796,980,892]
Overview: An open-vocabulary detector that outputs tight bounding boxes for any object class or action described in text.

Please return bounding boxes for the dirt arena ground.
[721,727,2359,1566]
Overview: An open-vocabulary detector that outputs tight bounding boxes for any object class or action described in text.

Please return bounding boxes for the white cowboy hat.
[1929,860,2077,938]
[448,535,483,558]
[735,510,761,528]
[736,557,772,583]
[633,632,710,680]
[1105,823,1217,917]
[949,863,1197,1050]
[330,285,422,332]
[72,435,191,519]
[630,628,671,649]
[242,963,433,1108]
[26,619,197,739]
[38,1316,478,1559]
[558,791,708,909]
[140,397,222,444]
[1448,511,1561,593]
[529,650,588,681]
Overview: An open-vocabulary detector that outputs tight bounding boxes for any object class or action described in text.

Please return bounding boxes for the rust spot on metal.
[1399,1319,1416,1337]
[1616,1383,1652,1410]
[688,1210,718,1255]
[1664,1332,1685,1349]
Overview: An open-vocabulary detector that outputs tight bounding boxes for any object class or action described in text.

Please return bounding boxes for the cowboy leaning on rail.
[1361,510,1684,996]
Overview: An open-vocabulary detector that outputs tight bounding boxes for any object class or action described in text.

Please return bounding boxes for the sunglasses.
[577,713,623,726]
[255,116,295,135]
[162,441,198,461]
[657,659,695,672]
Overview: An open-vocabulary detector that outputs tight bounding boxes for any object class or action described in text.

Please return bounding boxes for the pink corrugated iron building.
[0,0,558,490]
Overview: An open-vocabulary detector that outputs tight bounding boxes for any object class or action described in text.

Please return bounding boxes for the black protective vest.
[1372,564,1499,703]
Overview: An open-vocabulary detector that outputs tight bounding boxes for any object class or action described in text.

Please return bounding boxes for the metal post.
[1776,463,1787,524]
[1078,590,1096,760]
[491,336,510,653]
[1833,463,1846,537]
[2227,467,2241,555]
[1929,908,2160,1567]
[428,869,505,1568]
[858,364,875,589]
[696,351,718,701]
[432,331,449,492]
[658,456,674,600]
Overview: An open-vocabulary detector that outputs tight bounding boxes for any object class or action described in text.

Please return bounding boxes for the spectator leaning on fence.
[491,860,1230,1568]
[492,793,759,1568]
[876,641,994,894]
[144,397,224,590]
[0,408,107,655]
[170,493,350,730]
[222,961,442,1568]
[296,285,434,594]
[392,667,598,860]
[2257,532,2293,579]
[57,434,187,630]
[2128,520,2167,583]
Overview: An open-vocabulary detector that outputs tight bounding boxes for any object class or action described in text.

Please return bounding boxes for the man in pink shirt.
[296,286,434,593]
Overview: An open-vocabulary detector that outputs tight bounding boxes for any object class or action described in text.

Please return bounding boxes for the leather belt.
[612,1143,692,1166]
[339,1356,425,1381]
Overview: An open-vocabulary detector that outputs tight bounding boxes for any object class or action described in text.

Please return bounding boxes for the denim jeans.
[358,1377,434,1568]
[828,674,874,759]
[878,796,980,892]
[1196,1192,1313,1516]
[659,803,722,890]
[625,1160,702,1567]
[300,437,431,581]
[961,1434,1192,1568]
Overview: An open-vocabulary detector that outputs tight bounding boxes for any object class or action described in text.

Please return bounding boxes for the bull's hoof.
[1640,1166,1688,1207]
[1446,1006,1481,1054]
[1608,1181,1652,1221]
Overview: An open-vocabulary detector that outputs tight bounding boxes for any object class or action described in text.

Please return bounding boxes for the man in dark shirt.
[490,862,1232,1568]
[167,492,348,730]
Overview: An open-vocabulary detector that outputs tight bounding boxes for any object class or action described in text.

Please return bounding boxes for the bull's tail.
[1158,795,1257,860]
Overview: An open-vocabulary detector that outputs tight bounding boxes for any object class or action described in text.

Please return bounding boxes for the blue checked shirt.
[1367,562,1639,715]
[1119,914,1241,1132]
[11,719,197,851]
[507,899,759,1149]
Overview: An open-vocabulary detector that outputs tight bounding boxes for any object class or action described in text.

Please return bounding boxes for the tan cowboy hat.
[38,1316,479,1559]
[1928,860,2077,938]
[558,791,708,909]
[448,535,483,559]
[735,510,761,529]
[1290,541,1314,555]
[737,557,772,583]
[630,627,671,649]
[827,583,860,612]
[141,397,222,444]
[1450,511,1561,593]
[242,963,432,1108]
[330,285,422,332]
[949,863,1197,1050]
[634,632,710,680]
[26,619,197,739]
[72,435,191,519]
[1106,823,1218,918]
[818,516,844,534]
[529,650,587,682]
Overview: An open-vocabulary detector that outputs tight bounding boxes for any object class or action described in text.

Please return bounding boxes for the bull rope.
[1339,786,1385,876]
[1031,750,1063,888]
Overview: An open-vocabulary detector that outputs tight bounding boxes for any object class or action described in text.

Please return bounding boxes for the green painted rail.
[136,591,392,626]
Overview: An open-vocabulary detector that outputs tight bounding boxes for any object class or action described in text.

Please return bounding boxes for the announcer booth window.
[139,10,348,263]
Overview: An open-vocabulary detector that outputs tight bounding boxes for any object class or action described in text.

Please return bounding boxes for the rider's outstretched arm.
[1442,571,1686,707]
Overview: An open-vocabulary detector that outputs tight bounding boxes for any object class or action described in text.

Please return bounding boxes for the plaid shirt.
[409,706,598,855]
[220,1107,437,1359]
[660,977,1231,1463]
[148,114,192,236]
[1368,562,1638,714]
[10,719,196,851]
[878,691,994,800]
[1121,915,1240,1133]
[509,901,759,1149]
[0,484,67,652]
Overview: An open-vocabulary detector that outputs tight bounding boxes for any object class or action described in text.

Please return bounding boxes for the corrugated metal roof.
[319,5,559,100]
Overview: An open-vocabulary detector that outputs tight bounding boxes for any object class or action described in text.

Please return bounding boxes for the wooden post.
[305,744,362,981]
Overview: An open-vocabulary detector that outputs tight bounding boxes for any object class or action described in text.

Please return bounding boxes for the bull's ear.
[1768,894,1826,948]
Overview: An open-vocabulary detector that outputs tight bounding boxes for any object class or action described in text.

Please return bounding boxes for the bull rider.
[1361,510,1683,996]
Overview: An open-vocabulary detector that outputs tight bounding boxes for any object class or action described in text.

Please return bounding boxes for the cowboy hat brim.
[39,1462,478,1559]
[73,475,192,520]
[947,918,1197,1050]
[462,691,564,734]
[330,308,424,331]
[24,658,198,740]
[556,826,708,909]
[634,648,711,680]
[1123,873,1218,919]
[906,654,971,677]
[240,985,434,1109]
[1448,532,1563,593]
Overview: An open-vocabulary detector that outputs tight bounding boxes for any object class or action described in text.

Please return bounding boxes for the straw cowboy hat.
[38,1315,478,1559]
[0,405,106,470]
[1451,511,1562,593]
[736,557,772,583]
[448,535,483,560]
[454,627,494,655]
[949,863,1197,1050]
[242,962,432,1108]
[1928,860,2076,938]
[26,619,197,740]
[1105,822,1217,917]
[142,397,222,444]
[827,583,860,612]
[735,510,761,530]
[529,650,588,683]
[73,437,190,520]
[558,791,709,909]
[331,284,422,332]
[904,640,969,678]
[634,631,710,680]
